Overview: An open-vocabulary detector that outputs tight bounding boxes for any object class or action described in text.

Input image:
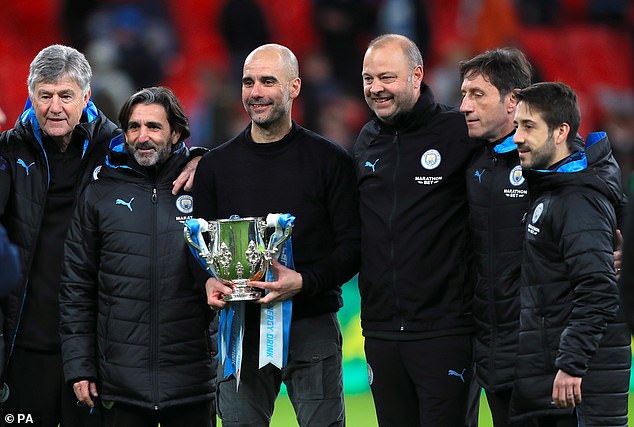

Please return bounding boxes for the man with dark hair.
[510,82,630,426]
[459,47,532,426]
[60,87,216,427]
[0,45,199,426]
[354,33,477,426]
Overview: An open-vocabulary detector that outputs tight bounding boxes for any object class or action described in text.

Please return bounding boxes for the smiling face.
[124,103,181,167]
[460,72,516,142]
[241,46,300,141]
[362,41,423,125]
[31,76,90,148]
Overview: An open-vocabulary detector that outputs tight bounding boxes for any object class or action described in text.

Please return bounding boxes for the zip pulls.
[152,187,157,204]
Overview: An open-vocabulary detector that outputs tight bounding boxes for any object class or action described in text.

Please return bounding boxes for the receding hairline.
[245,43,299,79]
[366,34,423,68]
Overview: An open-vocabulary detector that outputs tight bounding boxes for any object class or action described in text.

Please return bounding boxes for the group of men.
[0,32,630,427]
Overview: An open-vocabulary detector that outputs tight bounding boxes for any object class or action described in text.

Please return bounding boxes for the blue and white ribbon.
[220,300,245,388]
[184,215,294,387]
[258,214,295,370]
[184,218,246,386]
[184,218,213,275]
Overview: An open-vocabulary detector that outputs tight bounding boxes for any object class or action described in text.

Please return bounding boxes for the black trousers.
[365,334,473,427]
[0,347,99,427]
[102,400,214,427]
[528,415,577,427]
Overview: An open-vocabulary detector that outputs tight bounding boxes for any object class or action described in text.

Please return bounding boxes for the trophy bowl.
[184,215,292,301]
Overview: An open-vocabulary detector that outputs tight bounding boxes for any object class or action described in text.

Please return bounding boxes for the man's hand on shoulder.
[172,156,201,194]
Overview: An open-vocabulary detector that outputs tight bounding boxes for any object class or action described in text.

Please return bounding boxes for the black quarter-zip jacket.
[353,83,478,339]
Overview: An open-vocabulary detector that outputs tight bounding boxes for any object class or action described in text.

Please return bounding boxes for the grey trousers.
[217,311,345,427]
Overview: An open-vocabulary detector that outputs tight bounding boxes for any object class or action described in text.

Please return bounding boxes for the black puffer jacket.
[510,133,630,426]
[60,137,216,410]
[353,83,477,338]
[466,134,528,391]
[0,101,118,377]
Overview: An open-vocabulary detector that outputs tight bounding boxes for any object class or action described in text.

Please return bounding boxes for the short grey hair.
[367,34,424,69]
[27,45,92,96]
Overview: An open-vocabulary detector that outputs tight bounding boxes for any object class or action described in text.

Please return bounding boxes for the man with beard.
[510,82,630,427]
[192,43,360,427]
[59,87,216,427]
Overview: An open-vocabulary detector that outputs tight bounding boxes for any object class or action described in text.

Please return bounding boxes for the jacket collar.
[493,132,517,154]
[374,82,437,132]
[18,98,100,157]
[104,134,189,181]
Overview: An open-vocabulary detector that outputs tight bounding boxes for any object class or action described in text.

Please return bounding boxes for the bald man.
[192,44,360,426]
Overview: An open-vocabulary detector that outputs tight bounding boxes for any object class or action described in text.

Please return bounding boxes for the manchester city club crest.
[176,195,193,214]
[532,202,544,223]
[421,149,441,170]
[509,165,525,186]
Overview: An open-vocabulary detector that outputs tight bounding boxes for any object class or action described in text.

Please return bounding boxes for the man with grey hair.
[0,45,198,426]
[194,43,360,426]
[353,34,477,426]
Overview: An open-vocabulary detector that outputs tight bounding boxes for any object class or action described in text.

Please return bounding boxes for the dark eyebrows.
[242,75,279,84]
[515,118,536,127]
[128,120,163,128]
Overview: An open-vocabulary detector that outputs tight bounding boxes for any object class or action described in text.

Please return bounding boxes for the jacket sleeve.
[59,187,100,384]
[297,151,361,296]
[0,225,19,297]
[618,201,634,332]
[554,191,619,376]
[0,154,11,219]
[190,153,218,287]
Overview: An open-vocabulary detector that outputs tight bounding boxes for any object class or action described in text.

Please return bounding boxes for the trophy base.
[223,281,263,302]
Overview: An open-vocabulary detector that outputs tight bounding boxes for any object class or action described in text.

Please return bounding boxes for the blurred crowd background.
[0,0,632,184]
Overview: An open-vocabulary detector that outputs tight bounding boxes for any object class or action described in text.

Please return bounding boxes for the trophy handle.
[264,214,293,261]
[184,218,214,258]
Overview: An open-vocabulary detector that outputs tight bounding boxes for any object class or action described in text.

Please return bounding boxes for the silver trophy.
[184,215,293,301]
